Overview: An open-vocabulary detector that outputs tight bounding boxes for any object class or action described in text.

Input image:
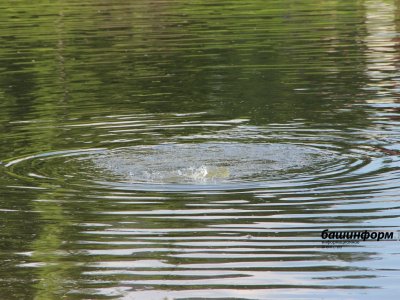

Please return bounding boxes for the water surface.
[1,0,400,299]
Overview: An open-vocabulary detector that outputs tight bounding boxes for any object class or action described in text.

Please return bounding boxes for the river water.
[1,1,400,299]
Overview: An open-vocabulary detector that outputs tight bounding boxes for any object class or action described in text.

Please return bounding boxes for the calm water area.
[1,1,400,299]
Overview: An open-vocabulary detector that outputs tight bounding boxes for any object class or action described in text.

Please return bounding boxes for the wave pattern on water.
[2,119,400,299]
[0,0,400,299]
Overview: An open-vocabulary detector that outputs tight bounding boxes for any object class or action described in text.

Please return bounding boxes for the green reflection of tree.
[0,0,373,157]
[31,191,74,300]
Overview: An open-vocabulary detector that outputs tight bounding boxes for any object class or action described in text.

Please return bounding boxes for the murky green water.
[1,0,400,299]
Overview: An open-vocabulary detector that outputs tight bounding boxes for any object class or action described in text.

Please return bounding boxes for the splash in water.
[91,143,337,185]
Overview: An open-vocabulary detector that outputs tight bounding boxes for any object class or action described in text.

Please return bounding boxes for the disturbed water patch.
[91,143,338,184]
[92,143,329,183]
[2,142,352,191]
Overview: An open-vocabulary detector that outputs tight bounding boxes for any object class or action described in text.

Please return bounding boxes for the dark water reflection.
[1,0,400,299]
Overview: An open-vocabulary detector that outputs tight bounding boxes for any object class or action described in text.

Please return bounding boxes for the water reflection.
[0,0,400,299]
[365,0,398,85]
[363,0,400,154]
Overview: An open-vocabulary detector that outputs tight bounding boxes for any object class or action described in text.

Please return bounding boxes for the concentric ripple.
[91,143,341,183]
[1,0,400,298]
[1,142,358,191]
